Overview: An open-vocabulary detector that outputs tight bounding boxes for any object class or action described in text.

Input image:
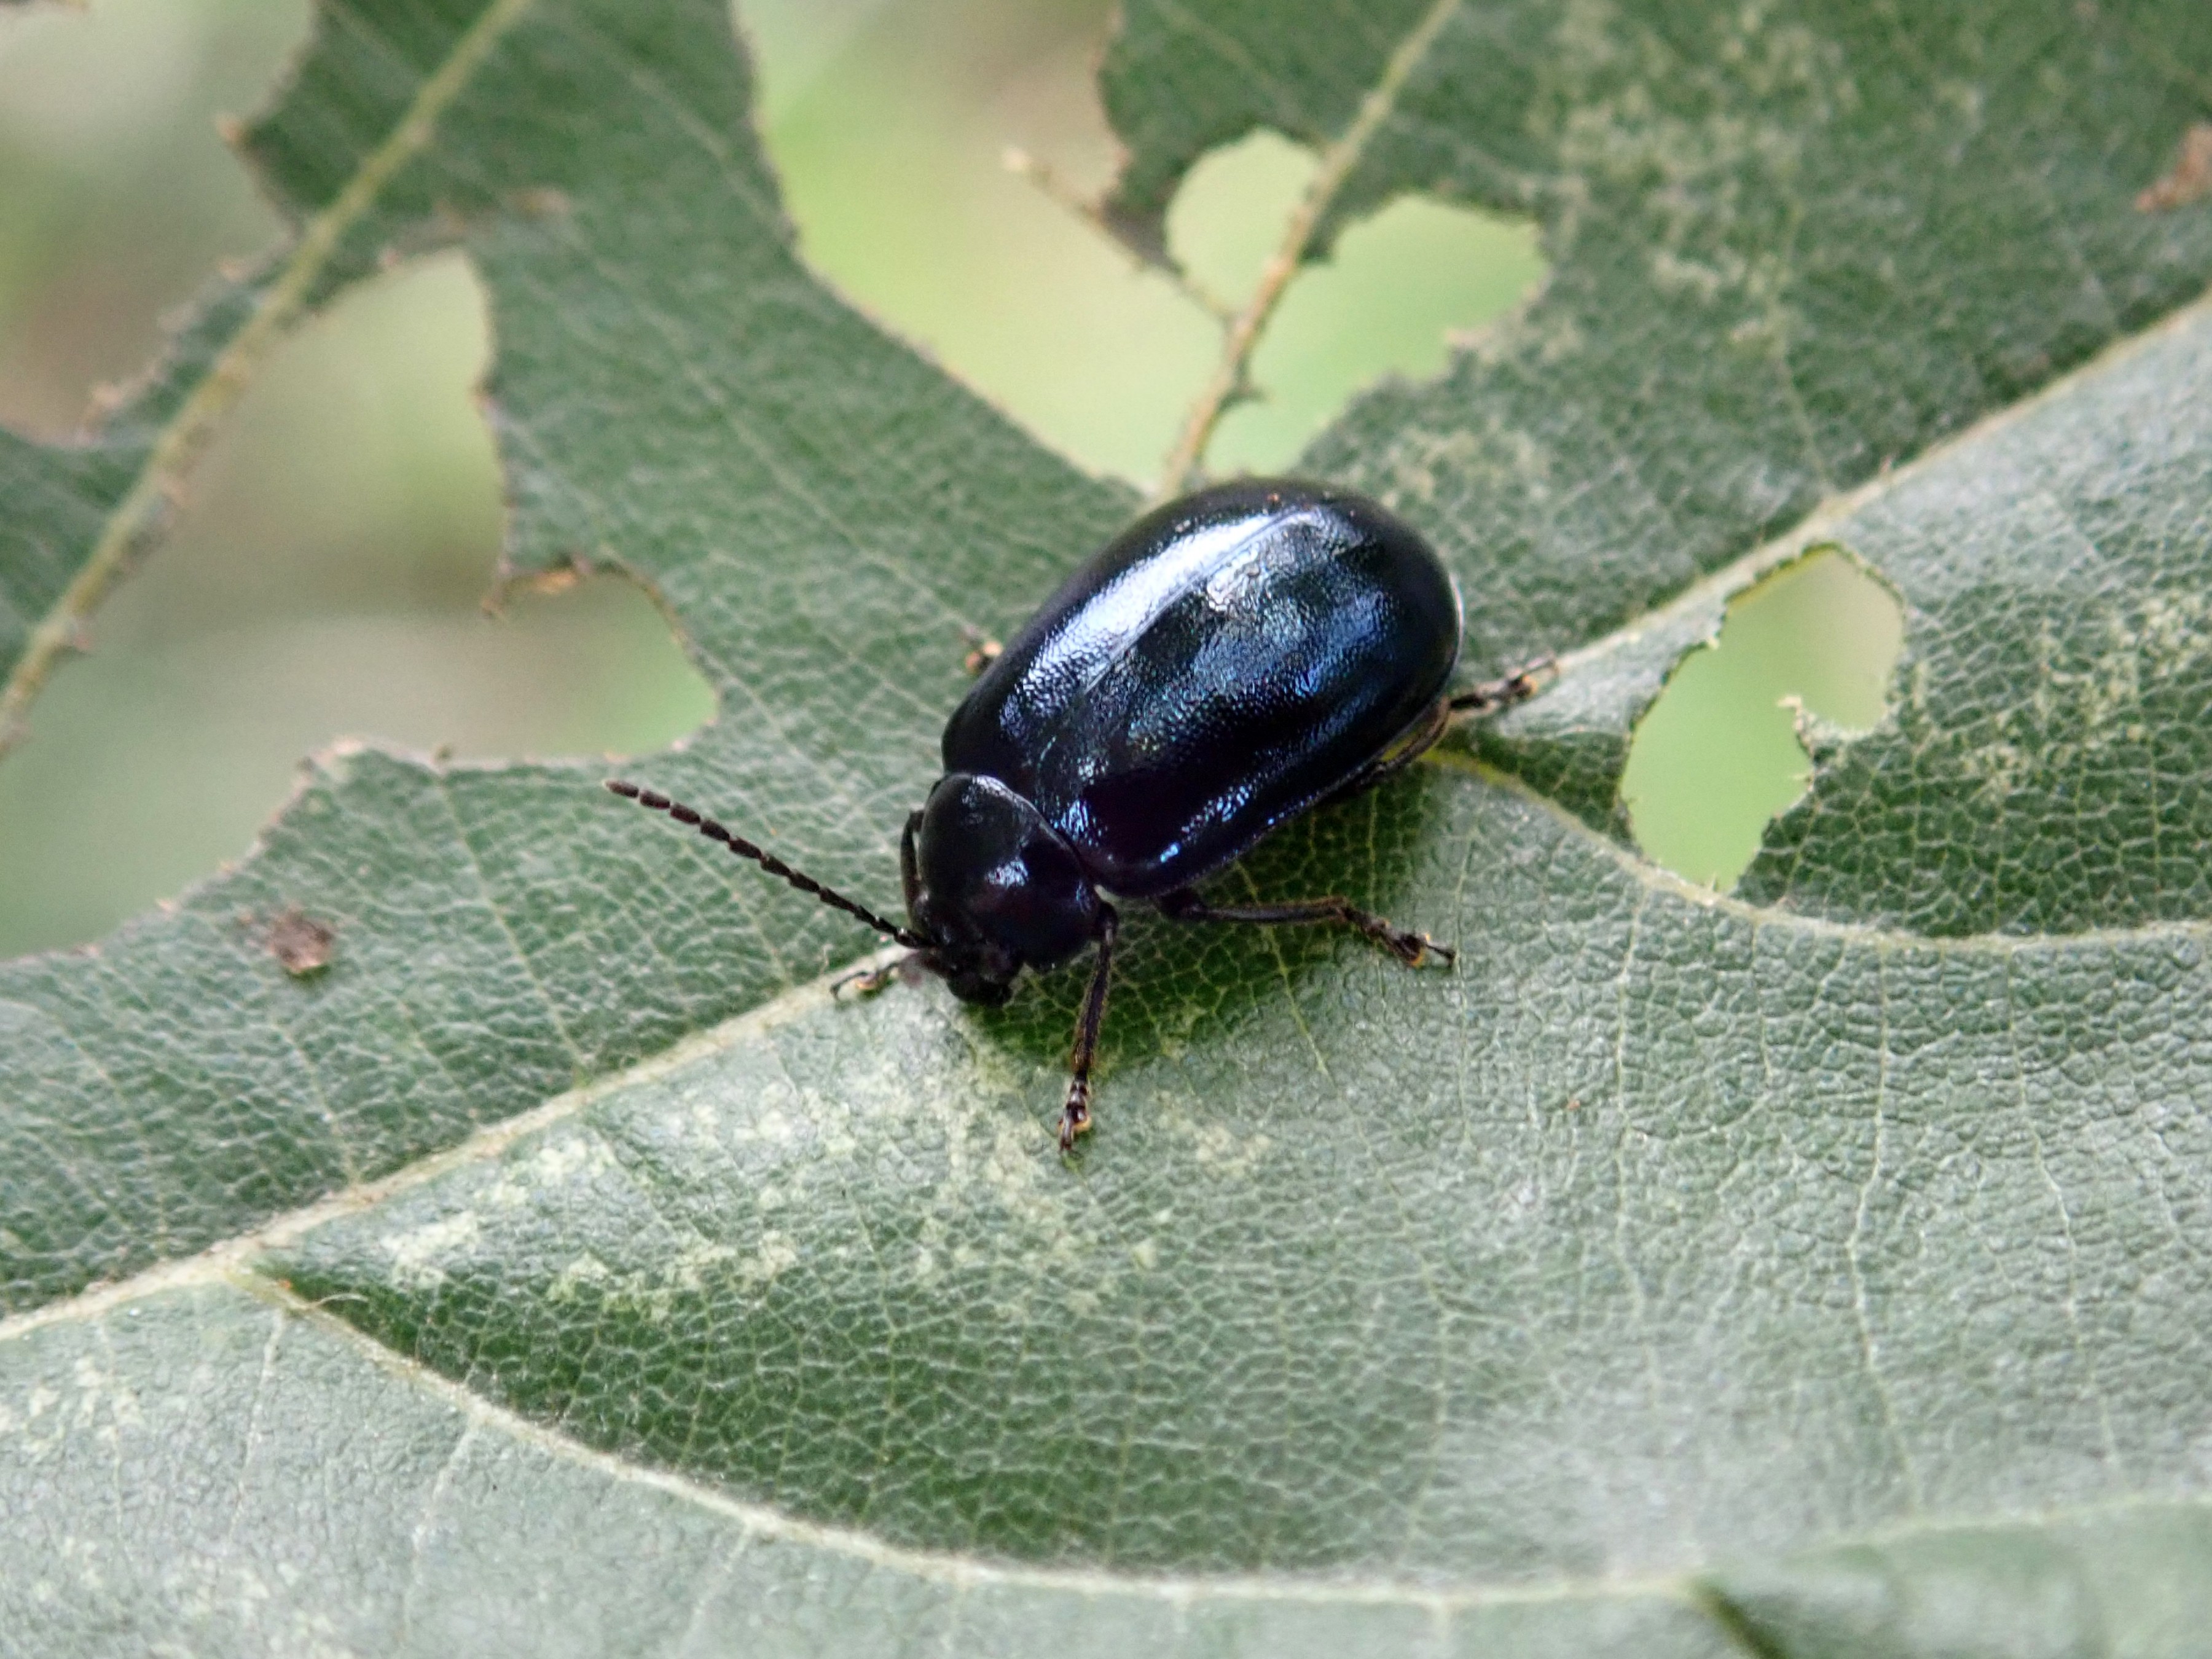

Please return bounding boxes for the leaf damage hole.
[1169,130,1548,477]
[748,3,1546,485]
[1620,547,1904,890]
[752,0,1215,485]
[0,253,713,957]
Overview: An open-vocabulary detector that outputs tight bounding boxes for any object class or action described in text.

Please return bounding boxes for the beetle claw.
[833,959,907,999]
[1058,1083,1093,1152]
[959,624,1003,677]
[1450,654,1559,715]
[1387,930,1454,968]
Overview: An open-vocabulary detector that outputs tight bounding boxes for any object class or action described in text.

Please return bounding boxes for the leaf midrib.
[240,1279,1710,1615]
[31,1263,2208,1623]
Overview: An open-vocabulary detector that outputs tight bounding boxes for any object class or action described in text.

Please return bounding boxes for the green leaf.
[1708,1508,2212,1659]
[1,1282,1730,1655]
[1735,316,2212,933]
[5,0,2212,1651]
[1115,0,2212,657]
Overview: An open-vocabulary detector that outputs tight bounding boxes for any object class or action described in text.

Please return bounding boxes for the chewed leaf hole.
[0,254,713,957]
[1174,131,1548,476]
[760,7,1545,490]
[1621,549,1905,890]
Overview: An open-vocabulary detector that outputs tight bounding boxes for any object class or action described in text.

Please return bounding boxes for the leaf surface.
[4,0,2212,1652]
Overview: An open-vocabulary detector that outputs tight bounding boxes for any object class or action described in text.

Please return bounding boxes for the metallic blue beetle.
[611,479,1543,1150]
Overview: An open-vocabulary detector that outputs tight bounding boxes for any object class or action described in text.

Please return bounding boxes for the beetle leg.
[830,814,934,1003]
[900,810,924,917]
[833,955,923,999]
[1448,654,1558,716]
[1315,695,1454,808]
[959,624,1003,677]
[1059,904,1120,1152]
[1156,888,1453,968]
[1320,655,1561,812]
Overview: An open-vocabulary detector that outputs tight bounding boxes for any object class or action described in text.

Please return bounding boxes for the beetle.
[608,478,1546,1151]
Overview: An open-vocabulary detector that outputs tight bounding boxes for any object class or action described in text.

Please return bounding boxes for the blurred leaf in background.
[0,0,296,434]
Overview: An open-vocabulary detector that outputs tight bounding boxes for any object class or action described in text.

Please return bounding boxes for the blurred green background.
[0,0,1899,958]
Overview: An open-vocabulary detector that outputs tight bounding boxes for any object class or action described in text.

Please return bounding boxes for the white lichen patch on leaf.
[1354,418,1555,511]
[737,1231,798,1288]
[149,1553,357,1659]
[549,1234,756,1322]
[1961,594,2211,804]
[381,1211,482,1292]
[1547,13,1832,190]
[547,1252,610,1304]
[61,1357,146,1470]
[500,997,1129,1322]
[0,1360,144,1462]
[481,1132,614,1210]
[2134,590,2212,686]
[1537,0,1853,365]
[1183,1115,1275,1181]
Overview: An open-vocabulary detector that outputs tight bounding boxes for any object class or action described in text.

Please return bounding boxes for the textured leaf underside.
[4,0,2212,1652]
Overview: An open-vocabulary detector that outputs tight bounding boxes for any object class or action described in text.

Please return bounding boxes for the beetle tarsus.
[1378,926,1454,968]
[1340,907,1455,968]
[833,957,912,999]
[960,624,1003,677]
[1449,654,1558,716]
[1056,906,1118,1151]
[1059,1080,1093,1151]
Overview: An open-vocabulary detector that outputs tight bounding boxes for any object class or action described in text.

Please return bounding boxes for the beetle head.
[910,772,1100,1000]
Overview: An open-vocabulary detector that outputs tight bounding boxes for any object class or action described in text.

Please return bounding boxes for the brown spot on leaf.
[265,908,337,976]
[2137,123,2212,213]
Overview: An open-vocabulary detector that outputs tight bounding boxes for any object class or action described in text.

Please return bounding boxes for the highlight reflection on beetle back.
[943,481,1460,896]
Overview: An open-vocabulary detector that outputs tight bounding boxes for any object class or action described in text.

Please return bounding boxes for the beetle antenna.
[606,780,933,949]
